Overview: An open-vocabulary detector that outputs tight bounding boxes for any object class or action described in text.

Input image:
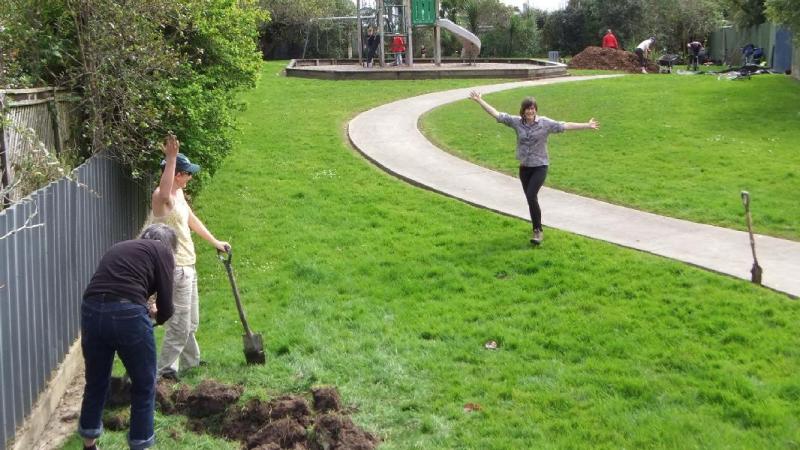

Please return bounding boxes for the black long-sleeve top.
[83,239,175,325]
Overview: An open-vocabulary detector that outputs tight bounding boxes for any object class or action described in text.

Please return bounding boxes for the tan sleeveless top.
[148,191,196,266]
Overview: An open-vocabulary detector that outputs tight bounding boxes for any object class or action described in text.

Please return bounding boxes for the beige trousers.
[157,265,200,374]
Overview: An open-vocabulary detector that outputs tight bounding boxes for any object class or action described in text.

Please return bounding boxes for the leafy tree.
[541,5,593,55]
[2,0,267,189]
[0,0,74,88]
[765,0,800,42]
[259,0,354,59]
[720,0,766,27]
[585,0,643,49]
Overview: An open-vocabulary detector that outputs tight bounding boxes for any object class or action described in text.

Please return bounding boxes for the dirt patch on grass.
[39,374,378,450]
[144,380,380,450]
[568,46,658,73]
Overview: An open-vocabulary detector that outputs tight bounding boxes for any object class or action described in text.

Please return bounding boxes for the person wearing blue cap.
[147,134,230,380]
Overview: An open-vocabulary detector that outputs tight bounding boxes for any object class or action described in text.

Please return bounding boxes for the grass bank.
[64,63,800,449]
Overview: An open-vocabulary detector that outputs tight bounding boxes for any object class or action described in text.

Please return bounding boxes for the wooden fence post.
[47,89,63,156]
[1,92,10,208]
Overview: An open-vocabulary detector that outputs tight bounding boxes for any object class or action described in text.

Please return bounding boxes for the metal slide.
[436,18,481,60]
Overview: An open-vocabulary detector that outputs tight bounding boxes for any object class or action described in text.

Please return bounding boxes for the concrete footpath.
[348,75,800,298]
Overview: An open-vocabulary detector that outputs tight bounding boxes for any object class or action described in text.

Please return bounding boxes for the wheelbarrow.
[219,249,266,365]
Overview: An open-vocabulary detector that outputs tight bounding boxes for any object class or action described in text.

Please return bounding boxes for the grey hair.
[140,223,178,252]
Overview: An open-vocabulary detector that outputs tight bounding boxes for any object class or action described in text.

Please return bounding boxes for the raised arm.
[469,91,500,120]
[563,118,599,131]
[152,134,179,216]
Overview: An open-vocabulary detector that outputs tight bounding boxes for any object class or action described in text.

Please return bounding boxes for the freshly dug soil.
[101,377,376,449]
[568,46,658,73]
[182,379,243,418]
[311,413,381,450]
[312,386,342,414]
[153,381,379,450]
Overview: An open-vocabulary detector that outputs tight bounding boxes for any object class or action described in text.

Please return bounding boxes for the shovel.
[219,249,266,365]
[740,191,763,285]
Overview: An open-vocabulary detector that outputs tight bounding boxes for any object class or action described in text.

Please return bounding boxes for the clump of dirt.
[183,379,243,418]
[155,379,178,414]
[312,386,342,414]
[222,395,312,442]
[311,413,380,450]
[153,381,378,450]
[568,46,658,73]
[269,395,313,425]
[106,376,131,407]
[102,412,128,431]
[246,417,307,449]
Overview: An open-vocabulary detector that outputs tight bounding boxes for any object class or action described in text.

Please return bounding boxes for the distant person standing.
[365,27,379,68]
[468,91,599,245]
[420,45,427,58]
[390,35,405,66]
[602,29,619,49]
[635,37,655,73]
[687,38,703,71]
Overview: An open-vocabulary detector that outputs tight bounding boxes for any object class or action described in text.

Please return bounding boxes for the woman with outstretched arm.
[469,91,599,245]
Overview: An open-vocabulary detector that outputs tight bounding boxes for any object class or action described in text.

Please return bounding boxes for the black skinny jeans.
[519,165,548,231]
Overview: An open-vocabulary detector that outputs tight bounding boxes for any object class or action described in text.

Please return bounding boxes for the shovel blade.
[242,333,266,365]
[751,264,763,285]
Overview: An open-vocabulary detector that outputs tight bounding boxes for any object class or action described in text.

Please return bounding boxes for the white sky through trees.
[499,0,566,12]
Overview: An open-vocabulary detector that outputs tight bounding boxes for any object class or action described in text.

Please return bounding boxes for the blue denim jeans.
[78,296,156,449]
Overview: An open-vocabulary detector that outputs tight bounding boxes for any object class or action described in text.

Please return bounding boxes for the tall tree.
[765,0,800,41]
[721,0,767,27]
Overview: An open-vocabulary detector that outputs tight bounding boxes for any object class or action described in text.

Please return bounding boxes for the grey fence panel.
[0,212,13,449]
[0,153,148,450]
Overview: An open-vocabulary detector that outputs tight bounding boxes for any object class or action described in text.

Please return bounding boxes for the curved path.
[348,75,800,298]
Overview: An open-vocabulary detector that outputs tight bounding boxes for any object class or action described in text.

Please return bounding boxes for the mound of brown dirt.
[154,382,378,450]
[568,46,658,73]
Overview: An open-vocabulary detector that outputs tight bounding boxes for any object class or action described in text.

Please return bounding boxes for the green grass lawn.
[422,71,800,240]
[63,63,800,449]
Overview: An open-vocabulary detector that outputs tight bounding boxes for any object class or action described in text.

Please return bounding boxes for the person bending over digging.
[78,224,176,450]
[148,134,230,381]
[469,91,599,245]
[635,36,656,73]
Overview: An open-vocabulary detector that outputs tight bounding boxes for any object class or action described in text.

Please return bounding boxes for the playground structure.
[289,0,566,80]
[354,0,481,67]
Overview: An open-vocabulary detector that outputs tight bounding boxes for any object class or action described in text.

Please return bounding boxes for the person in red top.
[390,35,405,65]
[602,29,619,49]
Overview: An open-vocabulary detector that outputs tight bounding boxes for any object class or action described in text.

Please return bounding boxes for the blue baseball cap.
[161,153,200,174]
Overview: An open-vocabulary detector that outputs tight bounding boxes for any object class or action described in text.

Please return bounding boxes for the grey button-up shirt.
[497,113,565,167]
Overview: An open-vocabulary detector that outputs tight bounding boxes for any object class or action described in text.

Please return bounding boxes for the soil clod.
[183,379,243,417]
[311,413,380,450]
[312,386,342,414]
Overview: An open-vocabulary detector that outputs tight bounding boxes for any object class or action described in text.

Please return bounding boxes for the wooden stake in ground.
[741,191,763,284]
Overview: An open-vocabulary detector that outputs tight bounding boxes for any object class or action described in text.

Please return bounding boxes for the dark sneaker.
[531,229,543,245]
[159,370,179,382]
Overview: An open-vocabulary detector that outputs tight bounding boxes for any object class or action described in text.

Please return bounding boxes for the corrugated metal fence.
[709,23,794,72]
[0,154,148,449]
